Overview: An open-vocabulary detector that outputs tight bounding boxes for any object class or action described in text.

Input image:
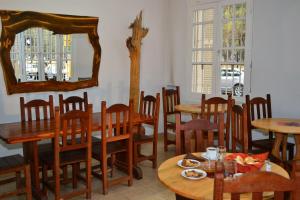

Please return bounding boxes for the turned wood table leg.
[272,133,284,160]
[23,141,45,200]
[282,135,288,161]
[293,135,300,160]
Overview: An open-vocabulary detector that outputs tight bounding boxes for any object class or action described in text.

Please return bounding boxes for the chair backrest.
[59,92,88,114]
[101,100,133,146]
[54,104,92,154]
[139,91,160,126]
[20,95,54,122]
[245,94,272,142]
[231,104,248,153]
[175,113,217,155]
[162,86,180,119]
[201,94,233,149]
[213,161,300,200]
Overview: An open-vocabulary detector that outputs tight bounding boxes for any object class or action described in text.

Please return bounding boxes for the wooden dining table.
[158,153,289,200]
[0,112,153,200]
[252,118,300,161]
[175,104,227,119]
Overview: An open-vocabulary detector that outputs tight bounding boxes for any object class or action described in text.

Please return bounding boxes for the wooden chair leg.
[54,165,61,200]
[133,142,138,166]
[152,140,157,169]
[24,165,32,200]
[42,164,48,195]
[102,157,108,195]
[15,171,21,191]
[62,166,68,184]
[164,127,168,152]
[128,140,133,187]
[110,154,116,177]
[86,158,91,199]
[72,164,78,189]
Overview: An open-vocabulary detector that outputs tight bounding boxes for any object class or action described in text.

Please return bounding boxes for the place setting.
[176,145,270,181]
[177,146,224,180]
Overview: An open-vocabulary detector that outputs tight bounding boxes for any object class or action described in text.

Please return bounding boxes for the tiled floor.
[0,135,176,200]
[89,135,175,200]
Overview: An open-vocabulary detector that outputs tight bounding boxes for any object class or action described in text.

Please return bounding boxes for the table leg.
[115,152,143,180]
[272,133,284,160]
[294,135,300,160]
[176,125,181,155]
[23,141,45,200]
[282,135,288,161]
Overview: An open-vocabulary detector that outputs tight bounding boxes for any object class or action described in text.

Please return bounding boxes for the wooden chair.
[231,104,248,153]
[213,160,300,200]
[162,86,181,152]
[20,95,54,122]
[133,91,160,168]
[201,94,233,150]
[20,95,54,190]
[59,92,89,180]
[175,113,218,155]
[246,94,294,160]
[40,104,93,200]
[0,155,32,199]
[59,92,88,113]
[92,101,133,194]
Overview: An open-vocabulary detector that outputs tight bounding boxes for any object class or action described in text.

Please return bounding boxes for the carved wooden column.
[126,11,148,112]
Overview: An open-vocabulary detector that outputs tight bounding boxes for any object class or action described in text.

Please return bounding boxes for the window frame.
[186,0,253,102]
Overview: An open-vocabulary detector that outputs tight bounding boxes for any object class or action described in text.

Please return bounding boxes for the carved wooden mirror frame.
[0,10,101,94]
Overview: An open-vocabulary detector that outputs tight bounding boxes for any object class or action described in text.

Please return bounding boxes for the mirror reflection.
[11,28,93,83]
[0,10,101,94]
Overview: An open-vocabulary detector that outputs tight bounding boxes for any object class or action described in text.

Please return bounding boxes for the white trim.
[187,0,253,103]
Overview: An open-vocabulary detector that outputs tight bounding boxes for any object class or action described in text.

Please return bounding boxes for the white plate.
[181,169,207,180]
[177,159,201,169]
[201,152,218,161]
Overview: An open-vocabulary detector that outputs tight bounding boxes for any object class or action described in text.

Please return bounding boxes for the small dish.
[201,152,218,161]
[233,173,243,178]
[177,159,201,169]
[181,169,207,180]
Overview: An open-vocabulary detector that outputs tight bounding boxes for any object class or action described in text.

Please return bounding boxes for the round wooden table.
[175,104,202,119]
[157,153,289,200]
[252,118,300,160]
[175,104,226,119]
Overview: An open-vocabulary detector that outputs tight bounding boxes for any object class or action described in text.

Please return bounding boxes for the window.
[191,0,252,97]
[11,28,72,82]
[192,8,215,94]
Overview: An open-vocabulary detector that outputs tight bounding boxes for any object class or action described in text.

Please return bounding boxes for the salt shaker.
[265,159,271,172]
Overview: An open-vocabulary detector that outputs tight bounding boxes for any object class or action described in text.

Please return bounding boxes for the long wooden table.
[252,118,300,161]
[0,112,152,199]
[158,153,289,200]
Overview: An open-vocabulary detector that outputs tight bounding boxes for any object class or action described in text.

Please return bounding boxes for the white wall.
[170,0,300,118]
[0,0,171,155]
[251,0,300,118]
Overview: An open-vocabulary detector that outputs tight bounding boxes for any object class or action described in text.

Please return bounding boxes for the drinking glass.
[218,145,226,161]
[224,160,237,178]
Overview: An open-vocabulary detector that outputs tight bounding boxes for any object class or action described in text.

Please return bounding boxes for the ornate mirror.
[0,10,101,94]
